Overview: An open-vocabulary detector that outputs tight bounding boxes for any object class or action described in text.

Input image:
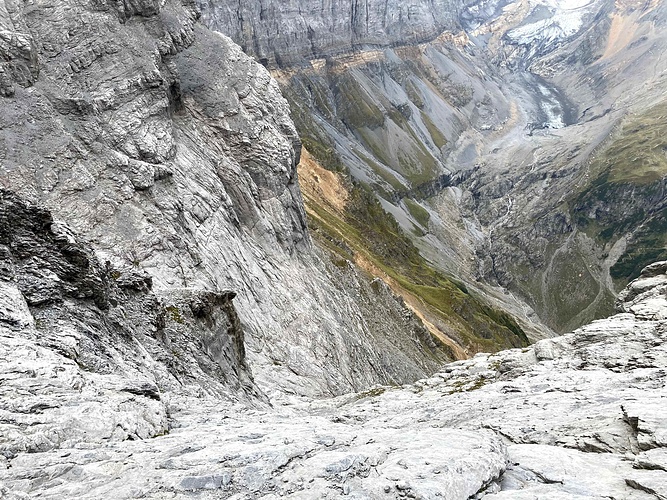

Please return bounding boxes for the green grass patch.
[610,207,667,281]
[332,73,385,130]
[353,148,407,191]
[599,101,667,184]
[569,102,667,288]
[357,109,440,188]
[302,135,346,173]
[421,111,448,149]
[389,110,440,186]
[546,249,600,329]
[404,198,430,229]
[405,80,425,109]
[357,128,395,170]
[283,81,346,173]
[304,179,529,353]
[397,148,439,186]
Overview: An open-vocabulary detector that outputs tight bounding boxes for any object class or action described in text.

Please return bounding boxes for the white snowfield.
[506,0,599,47]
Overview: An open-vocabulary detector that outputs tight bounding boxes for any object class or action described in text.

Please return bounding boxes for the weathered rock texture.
[2,2,667,497]
[0,187,261,458]
[3,255,667,497]
[0,0,453,400]
[197,0,469,67]
[198,0,667,336]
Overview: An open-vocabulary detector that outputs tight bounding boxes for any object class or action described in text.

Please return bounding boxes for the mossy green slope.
[572,100,667,284]
[301,155,529,356]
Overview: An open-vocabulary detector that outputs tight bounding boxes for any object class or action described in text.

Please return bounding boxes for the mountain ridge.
[1,0,667,497]
[0,0,459,400]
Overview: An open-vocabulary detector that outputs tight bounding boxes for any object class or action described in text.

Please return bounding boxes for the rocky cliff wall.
[2,2,667,497]
[0,0,451,401]
[197,0,471,66]
[0,188,265,457]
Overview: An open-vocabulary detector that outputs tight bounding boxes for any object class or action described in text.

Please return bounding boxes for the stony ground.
[3,263,667,499]
[1,1,667,498]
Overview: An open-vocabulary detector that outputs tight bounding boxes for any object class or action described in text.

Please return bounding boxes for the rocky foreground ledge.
[3,263,667,499]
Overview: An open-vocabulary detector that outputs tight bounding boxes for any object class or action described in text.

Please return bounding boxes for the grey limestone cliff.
[0,0,451,403]
[197,0,470,67]
[2,2,667,498]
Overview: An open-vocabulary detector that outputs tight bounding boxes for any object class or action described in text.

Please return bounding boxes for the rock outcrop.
[0,0,454,401]
[3,251,667,497]
[197,0,470,67]
[0,187,261,458]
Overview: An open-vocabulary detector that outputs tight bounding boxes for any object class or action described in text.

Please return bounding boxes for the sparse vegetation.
[404,198,431,229]
[610,208,667,281]
[332,73,385,130]
[420,111,448,149]
[288,64,547,343]
[571,101,667,285]
[354,148,407,191]
[599,101,667,184]
[301,135,346,173]
[351,386,388,401]
[283,82,347,174]
[165,305,184,324]
[303,167,529,354]
[405,80,425,109]
[447,376,488,394]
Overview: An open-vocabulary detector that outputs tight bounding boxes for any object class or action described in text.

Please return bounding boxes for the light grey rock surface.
[2,260,667,498]
[0,188,262,458]
[2,1,667,498]
[197,0,470,67]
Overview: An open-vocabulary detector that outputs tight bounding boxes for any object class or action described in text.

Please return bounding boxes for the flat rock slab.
[4,263,667,498]
[0,406,507,499]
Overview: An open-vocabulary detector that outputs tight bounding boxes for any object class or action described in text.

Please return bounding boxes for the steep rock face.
[3,260,666,498]
[0,0,451,399]
[197,0,471,66]
[0,188,259,458]
[198,0,552,351]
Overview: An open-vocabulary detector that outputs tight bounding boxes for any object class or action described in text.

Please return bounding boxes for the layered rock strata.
[0,0,451,400]
[197,0,469,67]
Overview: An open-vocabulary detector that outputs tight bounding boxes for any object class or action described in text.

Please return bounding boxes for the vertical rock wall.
[0,0,450,402]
